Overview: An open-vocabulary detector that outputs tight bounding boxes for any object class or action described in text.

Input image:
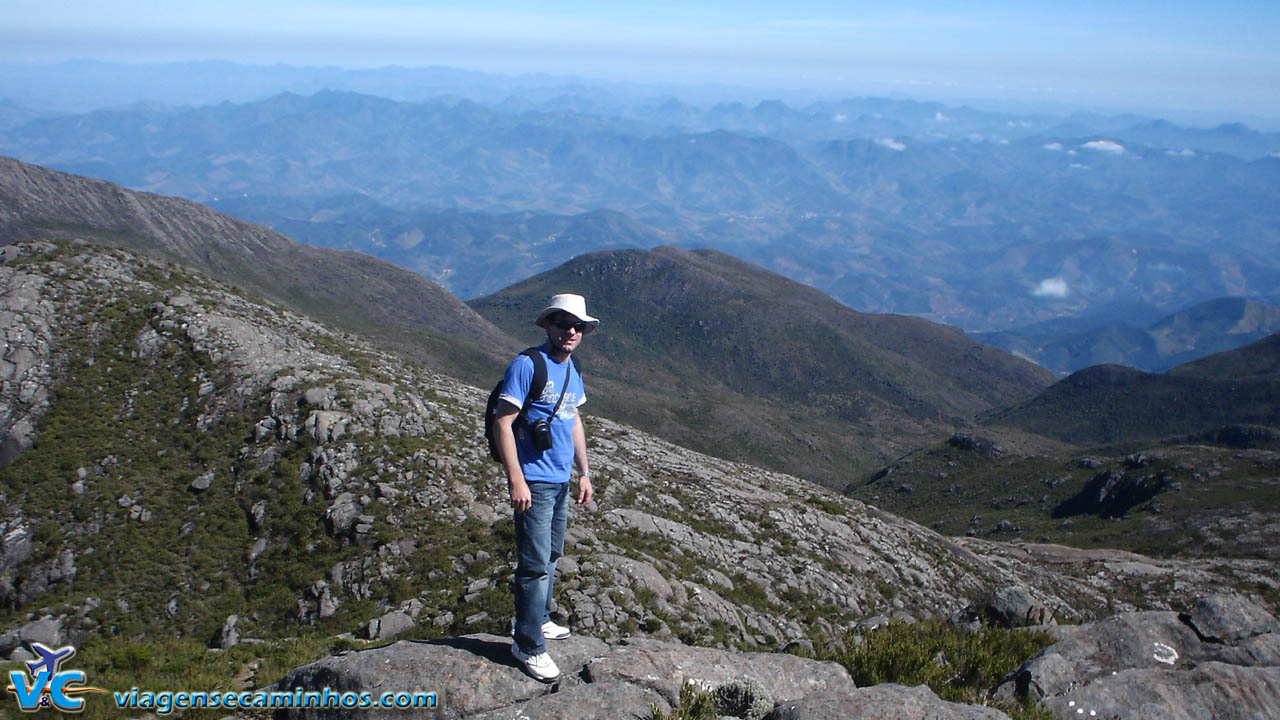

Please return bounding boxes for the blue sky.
[5,1,1278,122]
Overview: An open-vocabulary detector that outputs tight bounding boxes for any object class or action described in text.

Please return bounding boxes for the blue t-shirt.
[497,347,585,484]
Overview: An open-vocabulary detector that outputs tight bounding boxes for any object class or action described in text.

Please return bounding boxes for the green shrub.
[650,682,718,720]
[822,618,1054,706]
[107,645,152,673]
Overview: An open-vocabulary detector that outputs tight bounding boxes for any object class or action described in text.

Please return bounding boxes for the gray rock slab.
[1012,610,1251,699]
[766,685,1010,720]
[1001,599,1280,719]
[468,681,668,720]
[370,610,415,641]
[1181,593,1279,644]
[0,615,63,654]
[1040,662,1280,720]
[582,637,856,707]
[1243,633,1280,665]
[274,633,610,719]
[984,585,1054,627]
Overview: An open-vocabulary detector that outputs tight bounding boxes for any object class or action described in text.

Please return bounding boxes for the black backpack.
[484,347,581,463]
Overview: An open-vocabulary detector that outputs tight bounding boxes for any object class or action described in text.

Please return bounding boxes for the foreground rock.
[275,592,1280,720]
[274,633,995,720]
[769,685,1008,720]
[997,593,1280,719]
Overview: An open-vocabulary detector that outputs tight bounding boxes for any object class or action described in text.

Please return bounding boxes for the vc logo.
[6,643,106,713]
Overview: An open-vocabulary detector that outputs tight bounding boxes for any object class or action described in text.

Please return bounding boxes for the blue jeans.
[512,480,569,654]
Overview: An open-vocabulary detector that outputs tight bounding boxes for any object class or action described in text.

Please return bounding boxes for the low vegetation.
[652,618,1057,720]
[818,619,1054,713]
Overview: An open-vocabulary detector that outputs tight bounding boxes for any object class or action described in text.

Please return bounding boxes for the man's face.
[544,312,587,355]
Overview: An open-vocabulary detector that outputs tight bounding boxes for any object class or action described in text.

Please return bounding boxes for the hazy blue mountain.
[4,84,1278,334]
[8,61,1278,157]
[210,194,670,298]
[0,99,57,133]
[0,59,629,113]
[975,297,1280,375]
[1114,120,1280,161]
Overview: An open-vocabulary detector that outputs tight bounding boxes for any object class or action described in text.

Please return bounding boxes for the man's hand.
[576,475,593,506]
[510,478,532,513]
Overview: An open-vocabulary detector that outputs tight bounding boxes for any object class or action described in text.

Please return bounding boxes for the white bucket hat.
[535,293,599,331]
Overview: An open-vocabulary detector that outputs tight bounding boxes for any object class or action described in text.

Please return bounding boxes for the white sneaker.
[541,620,571,640]
[510,619,572,640]
[511,643,560,682]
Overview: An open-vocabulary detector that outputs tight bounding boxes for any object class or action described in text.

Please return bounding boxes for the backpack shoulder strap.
[518,347,546,422]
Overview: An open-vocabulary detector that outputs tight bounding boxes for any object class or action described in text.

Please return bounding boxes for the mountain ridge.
[0,154,518,383]
[470,246,1055,487]
[847,334,1280,556]
[982,333,1280,447]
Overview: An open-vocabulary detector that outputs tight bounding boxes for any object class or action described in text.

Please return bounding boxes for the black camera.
[528,418,554,452]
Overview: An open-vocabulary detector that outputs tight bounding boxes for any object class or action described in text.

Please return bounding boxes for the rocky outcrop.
[0,243,58,466]
[769,685,1009,720]
[275,592,1279,720]
[275,633,1001,720]
[1052,467,1174,518]
[997,593,1280,719]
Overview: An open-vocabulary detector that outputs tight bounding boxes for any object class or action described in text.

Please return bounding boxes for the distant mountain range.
[976,297,1280,375]
[4,61,1280,159]
[2,75,1278,338]
[211,194,671,297]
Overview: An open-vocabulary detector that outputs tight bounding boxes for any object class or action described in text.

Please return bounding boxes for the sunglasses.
[550,316,591,333]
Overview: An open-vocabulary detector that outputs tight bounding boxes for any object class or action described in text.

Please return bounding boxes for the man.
[493,293,597,682]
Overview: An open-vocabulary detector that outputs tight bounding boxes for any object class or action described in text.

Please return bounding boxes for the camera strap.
[518,350,573,426]
[548,359,572,419]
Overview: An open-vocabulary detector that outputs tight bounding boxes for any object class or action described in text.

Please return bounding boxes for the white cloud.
[875,137,906,151]
[1165,148,1195,157]
[935,111,949,122]
[832,113,848,123]
[1032,277,1069,298]
[1043,142,1063,151]
[1149,262,1185,274]
[1081,139,1126,154]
